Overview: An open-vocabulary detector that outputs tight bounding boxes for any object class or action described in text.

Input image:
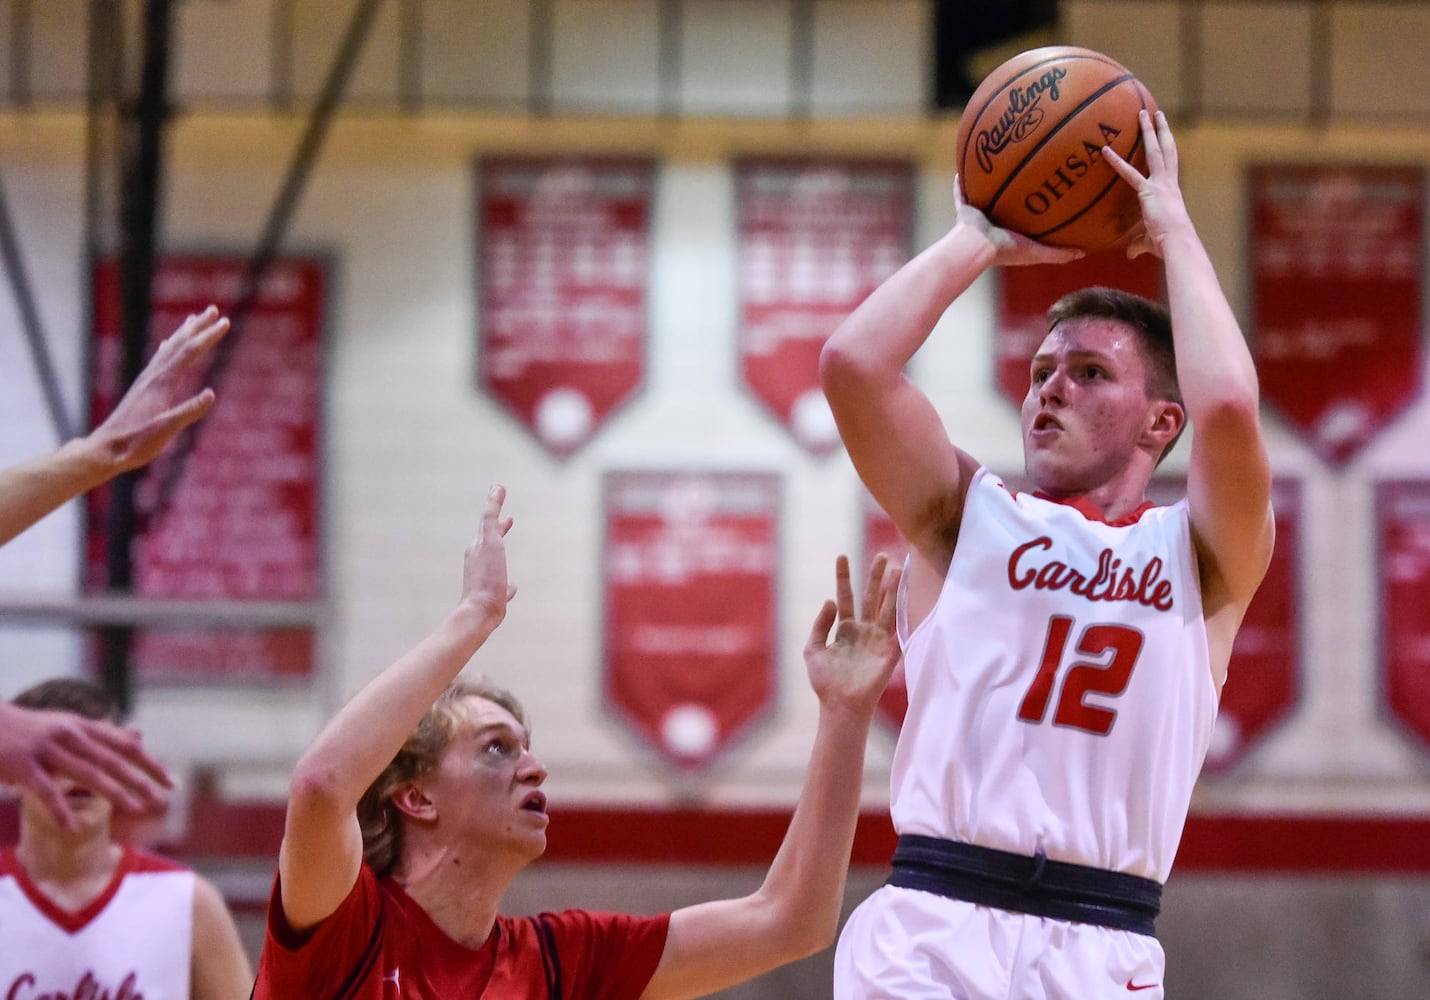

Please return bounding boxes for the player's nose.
[1038,367,1069,404]
[518,748,548,785]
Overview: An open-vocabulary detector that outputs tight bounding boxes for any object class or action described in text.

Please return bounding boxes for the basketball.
[955,46,1157,251]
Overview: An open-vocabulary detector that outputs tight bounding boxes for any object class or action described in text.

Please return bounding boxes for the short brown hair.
[1047,286,1184,462]
[356,678,529,878]
[1047,286,1179,404]
[13,677,122,723]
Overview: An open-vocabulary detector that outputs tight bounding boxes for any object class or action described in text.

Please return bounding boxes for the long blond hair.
[356,678,528,878]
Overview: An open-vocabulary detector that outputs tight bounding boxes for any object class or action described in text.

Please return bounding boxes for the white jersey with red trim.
[0,846,194,1000]
[889,466,1218,883]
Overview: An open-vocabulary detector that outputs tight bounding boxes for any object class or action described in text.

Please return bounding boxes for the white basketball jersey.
[890,467,1218,883]
[0,846,194,1000]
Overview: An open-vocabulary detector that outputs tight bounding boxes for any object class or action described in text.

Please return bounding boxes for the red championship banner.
[603,471,779,772]
[1149,477,1302,773]
[87,257,324,680]
[1378,479,1430,753]
[1250,164,1425,464]
[736,159,914,454]
[862,499,911,734]
[477,157,653,457]
[996,253,1164,407]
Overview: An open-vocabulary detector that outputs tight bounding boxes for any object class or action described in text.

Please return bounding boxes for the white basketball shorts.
[834,884,1166,1000]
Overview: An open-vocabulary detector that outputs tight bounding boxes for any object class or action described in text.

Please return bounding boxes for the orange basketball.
[955,46,1157,251]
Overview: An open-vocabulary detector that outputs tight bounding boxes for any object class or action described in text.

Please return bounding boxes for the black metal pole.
[789,0,814,120]
[10,0,32,109]
[529,0,553,116]
[1309,0,1332,129]
[103,0,175,714]
[656,0,682,119]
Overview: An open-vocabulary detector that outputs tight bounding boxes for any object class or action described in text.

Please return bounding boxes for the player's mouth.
[1030,413,1064,437]
[520,791,548,816]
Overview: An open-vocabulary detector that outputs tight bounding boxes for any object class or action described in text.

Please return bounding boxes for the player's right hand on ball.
[954,175,1085,267]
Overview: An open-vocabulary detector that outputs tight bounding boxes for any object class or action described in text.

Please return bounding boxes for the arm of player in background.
[277,485,516,932]
[1106,112,1274,651]
[190,873,255,1000]
[638,554,901,1000]
[0,306,228,547]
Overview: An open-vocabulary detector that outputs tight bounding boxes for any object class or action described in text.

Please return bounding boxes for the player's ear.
[1145,399,1185,450]
[389,782,437,822]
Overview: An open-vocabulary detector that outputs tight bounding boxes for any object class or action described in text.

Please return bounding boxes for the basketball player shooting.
[820,109,1273,998]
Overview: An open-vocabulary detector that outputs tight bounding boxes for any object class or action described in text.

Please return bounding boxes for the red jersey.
[253,864,670,1000]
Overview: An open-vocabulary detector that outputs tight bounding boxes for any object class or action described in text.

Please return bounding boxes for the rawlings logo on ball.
[973,67,1068,174]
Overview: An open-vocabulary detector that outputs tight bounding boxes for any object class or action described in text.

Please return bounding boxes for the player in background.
[0,307,229,830]
[0,678,253,999]
[820,110,1273,998]
[253,484,904,999]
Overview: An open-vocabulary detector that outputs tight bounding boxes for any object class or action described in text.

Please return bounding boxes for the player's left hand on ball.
[1104,109,1193,256]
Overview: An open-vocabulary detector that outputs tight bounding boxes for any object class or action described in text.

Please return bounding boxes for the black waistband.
[885,834,1163,937]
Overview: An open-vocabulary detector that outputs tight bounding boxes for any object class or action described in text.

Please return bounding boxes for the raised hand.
[459,484,517,627]
[0,701,170,831]
[804,553,903,716]
[1103,109,1194,259]
[90,306,230,474]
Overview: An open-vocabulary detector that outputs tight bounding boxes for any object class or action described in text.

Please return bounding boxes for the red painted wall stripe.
[4,803,1425,873]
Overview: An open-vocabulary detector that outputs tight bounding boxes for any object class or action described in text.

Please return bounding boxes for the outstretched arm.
[640,553,902,1000]
[1106,113,1274,646]
[0,306,229,547]
[819,196,1080,572]
[278,486,516,932]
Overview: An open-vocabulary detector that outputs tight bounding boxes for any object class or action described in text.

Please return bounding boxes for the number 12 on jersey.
[1016,616,1144,736]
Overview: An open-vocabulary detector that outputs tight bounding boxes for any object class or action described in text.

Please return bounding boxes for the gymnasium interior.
[1,2,1428,996]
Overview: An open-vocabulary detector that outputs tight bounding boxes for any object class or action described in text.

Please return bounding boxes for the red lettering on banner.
[603,472,779,773]
[1250,165,1424,464]
[87,256,322,680]
[1007,537,1174,611]
[478,158,652,457]
[608,533,775,585]
[737,159,914,454]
